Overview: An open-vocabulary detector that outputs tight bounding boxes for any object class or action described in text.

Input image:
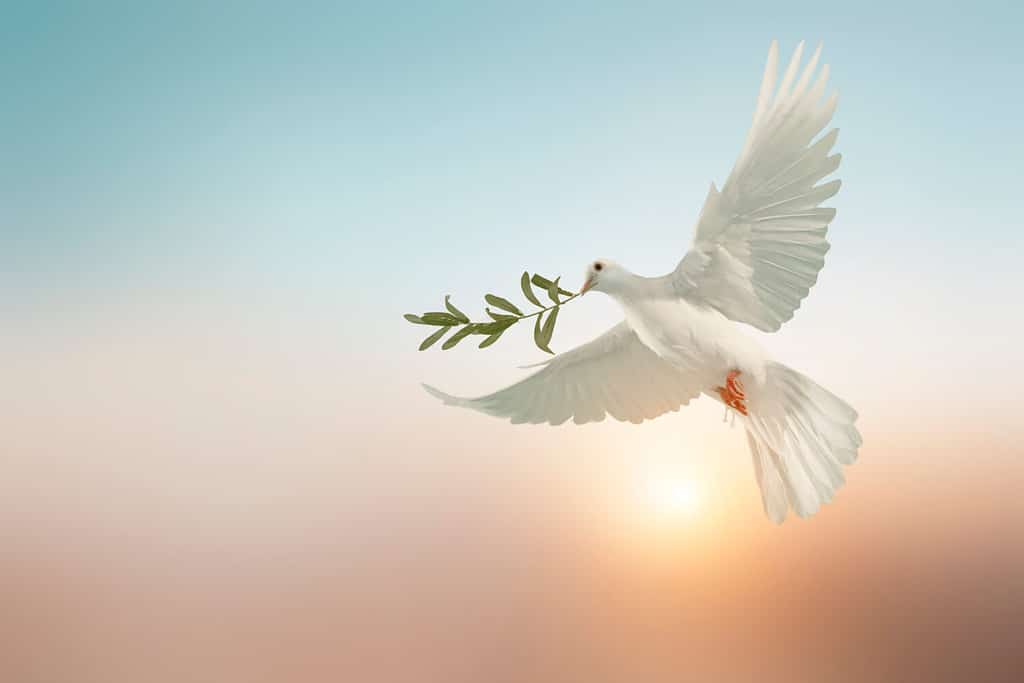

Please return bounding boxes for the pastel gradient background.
[3,2,1023,681]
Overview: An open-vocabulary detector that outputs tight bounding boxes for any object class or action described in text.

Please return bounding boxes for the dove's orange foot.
[716,369,748,416]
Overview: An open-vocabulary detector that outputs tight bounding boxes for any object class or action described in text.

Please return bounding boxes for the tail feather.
[747,430,788,524]
[745,362,860,523]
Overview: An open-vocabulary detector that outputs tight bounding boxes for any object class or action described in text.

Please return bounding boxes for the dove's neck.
[602,271,667,305]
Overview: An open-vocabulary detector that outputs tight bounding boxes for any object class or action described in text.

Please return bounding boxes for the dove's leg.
[716,369,748,416]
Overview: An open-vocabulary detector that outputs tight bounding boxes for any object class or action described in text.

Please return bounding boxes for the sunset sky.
[3,2,1023,681]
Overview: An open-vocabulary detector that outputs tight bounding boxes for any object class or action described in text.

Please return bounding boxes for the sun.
[644,477,703,516]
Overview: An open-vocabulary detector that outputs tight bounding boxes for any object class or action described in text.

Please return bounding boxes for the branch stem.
[512,292,579,321]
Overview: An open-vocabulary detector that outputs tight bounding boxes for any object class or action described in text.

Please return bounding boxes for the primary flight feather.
[423,40,861,523]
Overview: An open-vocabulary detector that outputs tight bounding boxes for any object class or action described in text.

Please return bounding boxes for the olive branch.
[404,272,578,354]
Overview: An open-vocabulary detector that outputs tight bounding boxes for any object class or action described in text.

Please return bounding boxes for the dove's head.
[580,258,627,296]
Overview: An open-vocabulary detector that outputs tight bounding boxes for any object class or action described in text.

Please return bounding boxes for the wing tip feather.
[421,383,466,407]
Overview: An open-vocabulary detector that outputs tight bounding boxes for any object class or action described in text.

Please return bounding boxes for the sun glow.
[644,477,702,516]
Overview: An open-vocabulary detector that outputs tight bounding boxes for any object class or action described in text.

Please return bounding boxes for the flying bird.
[424,41,860,523]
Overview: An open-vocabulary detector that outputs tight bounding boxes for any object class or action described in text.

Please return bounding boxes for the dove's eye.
[594,262,603,271]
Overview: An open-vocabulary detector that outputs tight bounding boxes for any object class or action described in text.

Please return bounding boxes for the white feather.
[670,41,842,332]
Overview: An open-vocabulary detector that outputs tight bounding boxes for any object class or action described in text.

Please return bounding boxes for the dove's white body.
[423,41,862,523]
[613,281,770,392]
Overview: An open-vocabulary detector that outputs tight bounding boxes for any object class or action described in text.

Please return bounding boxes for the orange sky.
[3,310,1022,682]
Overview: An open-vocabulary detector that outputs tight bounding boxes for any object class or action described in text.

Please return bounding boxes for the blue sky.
[3,0,1022,418]
[4,1,1021,305]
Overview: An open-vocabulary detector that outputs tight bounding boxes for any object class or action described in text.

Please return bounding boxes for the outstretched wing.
[667,40,841,332]
[423,322,702,425]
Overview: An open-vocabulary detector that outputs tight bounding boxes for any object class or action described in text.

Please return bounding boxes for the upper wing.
[667,40,842,332]
[422,321,702,425]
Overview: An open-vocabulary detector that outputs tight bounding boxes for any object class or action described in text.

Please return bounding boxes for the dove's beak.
[580,276,595,295]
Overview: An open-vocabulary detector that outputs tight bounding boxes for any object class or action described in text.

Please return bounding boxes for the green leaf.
[520,271,542,307]
[486,307,516,321]
[531,273,554,289]
[419,326,450,350]
[422,312,463,326]
[441,324,475,350]
[478,329,505,348]
[531,274,573,297]
[485,294,523,316]
[533,312,553,354]
[540,305,558,350]
[444,296,469,323]
[472,318,516,335]
[547,276,561,304]
[404,314,428,325]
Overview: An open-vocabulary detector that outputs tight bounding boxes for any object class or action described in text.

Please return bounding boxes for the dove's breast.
[619,296,769,389]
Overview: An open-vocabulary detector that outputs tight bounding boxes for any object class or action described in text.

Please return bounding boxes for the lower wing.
[423,321,704,425]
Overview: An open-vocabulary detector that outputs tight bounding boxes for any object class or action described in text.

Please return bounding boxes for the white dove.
[424,40,860,523]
